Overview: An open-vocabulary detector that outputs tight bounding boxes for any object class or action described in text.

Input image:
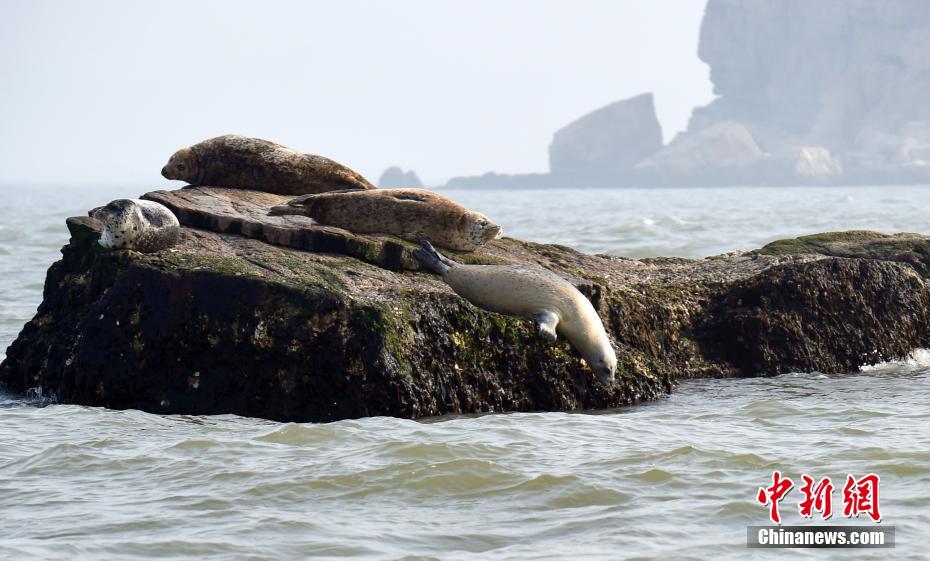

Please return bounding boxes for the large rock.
[846,123,930,179]
[787,147,843,177]
[548,93,663,185]
[637,121,762,173]
[771,146,843,179]
[635,121,767,185]
[637,121,844,185]
[378,166,424,188]
[3,188,930,421]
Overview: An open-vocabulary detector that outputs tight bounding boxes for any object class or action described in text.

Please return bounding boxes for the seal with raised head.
[161,135,376,195]
[269,188,502,251]
[413,240,617,383]
[89,199,181,253]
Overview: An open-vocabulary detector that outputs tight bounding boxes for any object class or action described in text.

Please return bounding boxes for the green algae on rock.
[2,188,929,422]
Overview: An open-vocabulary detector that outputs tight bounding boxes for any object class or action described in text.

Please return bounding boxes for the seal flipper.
[534,309,559,342]
[413,239,454,275]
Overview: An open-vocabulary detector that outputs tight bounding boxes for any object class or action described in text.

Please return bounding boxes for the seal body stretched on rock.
[413,240,617,383]
[89,199,180,253]
[161,135,376,195]
[269,188,502,251]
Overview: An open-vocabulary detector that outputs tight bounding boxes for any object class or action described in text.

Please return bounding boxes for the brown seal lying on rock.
[269,188,502,251]
[413,240,617,384]
[161,135,376,195]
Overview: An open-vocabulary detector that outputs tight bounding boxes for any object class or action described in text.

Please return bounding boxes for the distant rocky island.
[377,166,423,188]
[428,0,930,188]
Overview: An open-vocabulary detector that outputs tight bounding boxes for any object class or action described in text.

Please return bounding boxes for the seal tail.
[413,239,454,275]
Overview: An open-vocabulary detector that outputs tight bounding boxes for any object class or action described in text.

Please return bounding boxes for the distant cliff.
[548,93,662,186]
[378,166,423,188]
[680,0,930,184]
[444,93,663,188]
[443,0,930,188]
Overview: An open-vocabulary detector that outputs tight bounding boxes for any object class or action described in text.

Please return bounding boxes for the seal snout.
[466,212,503,244]
[591,352,618,386]
[161,165,170,179]
[595,364,616,386]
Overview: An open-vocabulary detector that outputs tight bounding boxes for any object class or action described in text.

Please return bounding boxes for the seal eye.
[177,164,186,171]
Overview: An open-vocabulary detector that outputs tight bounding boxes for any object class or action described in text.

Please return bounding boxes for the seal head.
[89,199,181,253]
[464,211,503,247]
[583,340,617,385]
[161,147,199,183]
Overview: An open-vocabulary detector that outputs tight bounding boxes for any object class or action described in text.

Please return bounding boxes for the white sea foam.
[860,348,930,373]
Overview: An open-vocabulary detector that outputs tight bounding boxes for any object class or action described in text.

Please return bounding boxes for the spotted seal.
[269,188,502,251]
[413,240,617,383]
[161,135,376,195]
[89,199,180,253]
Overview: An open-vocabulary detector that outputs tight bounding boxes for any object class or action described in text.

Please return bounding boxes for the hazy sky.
[0,0,712,186]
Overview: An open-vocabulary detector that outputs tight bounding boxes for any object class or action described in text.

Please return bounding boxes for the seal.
[413,240,617,383]
[161,135,376,195]
[269,188,502,251]
[89,199,181,253]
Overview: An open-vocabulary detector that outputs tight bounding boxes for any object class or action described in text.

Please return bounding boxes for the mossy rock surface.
[3,188,930,421]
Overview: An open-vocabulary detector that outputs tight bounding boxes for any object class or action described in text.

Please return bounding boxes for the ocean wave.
[860,348,930,372]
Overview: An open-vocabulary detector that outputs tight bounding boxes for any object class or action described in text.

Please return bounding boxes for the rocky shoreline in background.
[2,186,929,422]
